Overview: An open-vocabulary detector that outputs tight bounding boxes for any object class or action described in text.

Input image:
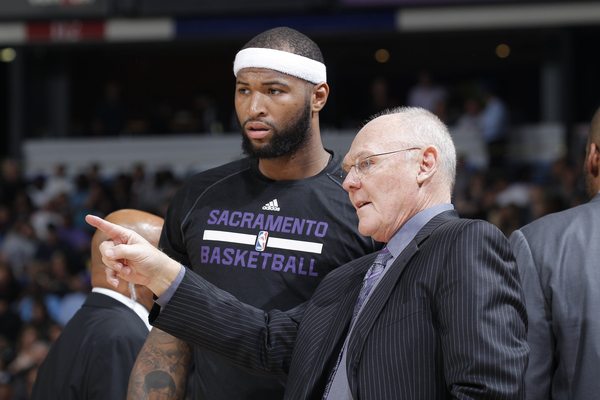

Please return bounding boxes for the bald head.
[365,107,457,192]
[91,209,163,310]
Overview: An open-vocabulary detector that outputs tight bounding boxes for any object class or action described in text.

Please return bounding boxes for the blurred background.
[1,0,599,398]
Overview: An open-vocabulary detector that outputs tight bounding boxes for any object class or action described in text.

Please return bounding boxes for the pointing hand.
[85,214,181,296]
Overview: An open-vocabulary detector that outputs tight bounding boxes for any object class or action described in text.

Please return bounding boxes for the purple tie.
[322,247,393,399]
[351,247,392,323]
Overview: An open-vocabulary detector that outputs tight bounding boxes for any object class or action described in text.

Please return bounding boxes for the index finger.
[85,214,129,243]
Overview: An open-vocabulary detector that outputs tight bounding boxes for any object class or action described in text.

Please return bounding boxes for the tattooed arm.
[127,327,193,400]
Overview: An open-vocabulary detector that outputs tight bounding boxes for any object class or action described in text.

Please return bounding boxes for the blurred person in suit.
[30,209,163,400]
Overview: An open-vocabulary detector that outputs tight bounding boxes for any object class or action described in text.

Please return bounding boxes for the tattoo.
[127,328,193,400]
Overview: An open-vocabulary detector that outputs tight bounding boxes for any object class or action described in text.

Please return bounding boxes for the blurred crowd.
[0,159,182,400]
[78,72,522,138]
[85,81,236,137]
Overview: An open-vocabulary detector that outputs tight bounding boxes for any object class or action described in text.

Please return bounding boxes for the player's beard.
[241,99,311,159]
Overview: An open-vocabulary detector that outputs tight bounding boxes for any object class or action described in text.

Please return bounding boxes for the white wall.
[22,123,567,179]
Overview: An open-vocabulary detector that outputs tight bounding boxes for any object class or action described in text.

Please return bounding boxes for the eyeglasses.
[340,147,421,180]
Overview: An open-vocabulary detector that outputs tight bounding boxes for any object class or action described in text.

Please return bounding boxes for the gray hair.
[367,106,457,191]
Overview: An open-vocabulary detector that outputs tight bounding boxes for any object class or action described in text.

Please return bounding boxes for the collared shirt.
[326,202,454,400]
[92,287,152,331]
[384,202,455,272]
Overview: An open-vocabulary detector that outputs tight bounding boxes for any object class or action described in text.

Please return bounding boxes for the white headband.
[233,48,327,84]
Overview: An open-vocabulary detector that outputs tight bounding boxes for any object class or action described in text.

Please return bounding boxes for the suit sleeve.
[438,220,528,399]
[509,229,554,399]
[151,267,306,378]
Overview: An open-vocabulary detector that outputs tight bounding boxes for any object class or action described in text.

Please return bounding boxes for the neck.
[415,185,452,213]
[258,145,330,181]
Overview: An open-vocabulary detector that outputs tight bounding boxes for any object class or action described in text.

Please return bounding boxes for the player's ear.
[311,82,329,112]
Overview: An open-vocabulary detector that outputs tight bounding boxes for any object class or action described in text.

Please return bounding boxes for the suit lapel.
[345,210,458,394]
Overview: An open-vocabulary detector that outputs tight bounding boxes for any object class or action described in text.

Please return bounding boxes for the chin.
[361,223,393,243]
[358,222,378,240]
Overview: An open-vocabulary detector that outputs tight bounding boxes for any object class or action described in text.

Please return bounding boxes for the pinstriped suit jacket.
[152,210,529,399]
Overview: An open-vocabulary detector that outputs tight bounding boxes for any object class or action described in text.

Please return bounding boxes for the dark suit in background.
[31,292,149,399]
[509,105,600,400]
[31,209,163,400]
[510,194,600,399]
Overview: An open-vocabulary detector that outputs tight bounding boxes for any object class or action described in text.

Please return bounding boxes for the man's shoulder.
[424,214,507,248]
[71,293,148,334]
[185,158,251,184]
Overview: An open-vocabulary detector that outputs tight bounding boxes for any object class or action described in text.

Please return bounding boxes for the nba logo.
[256,231,268,251]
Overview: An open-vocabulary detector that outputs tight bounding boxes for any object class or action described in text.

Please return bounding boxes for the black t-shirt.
[160,151,380,400]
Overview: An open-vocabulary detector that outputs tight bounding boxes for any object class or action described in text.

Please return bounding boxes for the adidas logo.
[262,199,280,211]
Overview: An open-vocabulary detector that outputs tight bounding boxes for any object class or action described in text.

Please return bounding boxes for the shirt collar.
[386,203,454,260]
[92,287,152,331]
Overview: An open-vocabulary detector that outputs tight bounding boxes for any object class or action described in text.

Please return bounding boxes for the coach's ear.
[416,145,439,186]
[311,82,329,112]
